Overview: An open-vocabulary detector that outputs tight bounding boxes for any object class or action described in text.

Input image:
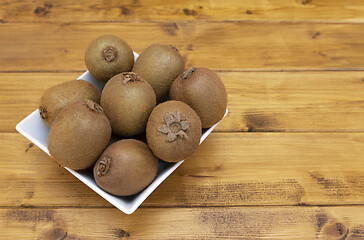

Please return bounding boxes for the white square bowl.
[16,52,228,214]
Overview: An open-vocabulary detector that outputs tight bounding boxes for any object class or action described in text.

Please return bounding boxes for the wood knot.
[183,8,197,16]
[113,228,130,238]
[119,6,130,15]
[322,221,349,239]
[301,0,312,5]
[34,3,52,16]
[25,143,34,153]
[43,227,67,240]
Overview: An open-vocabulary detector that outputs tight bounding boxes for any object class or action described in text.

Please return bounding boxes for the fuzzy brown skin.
[39,80,100,127]
[93,139,158,196]
[85,35,134,83]
[146,100,201,162]
[48,100,111,170]
[170,67,227,128]
[132,44,185,102]
[100,72,156,137]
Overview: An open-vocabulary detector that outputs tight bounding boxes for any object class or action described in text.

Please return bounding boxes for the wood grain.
[1,0,364,23]
[2,132,364,207]
[222,71,364,132]
[1,22,364,72]
[1,207,364,239]
[2,0,364,237]
[3,72,364,133]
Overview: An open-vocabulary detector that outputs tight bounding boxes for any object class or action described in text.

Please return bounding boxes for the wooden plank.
[3,72,364,133]
[1,0,364,23]
[1,22,364,72]
[2,132,364,207]
[1,206,364,239]
[1,73,79,133]
[221,71,364,132]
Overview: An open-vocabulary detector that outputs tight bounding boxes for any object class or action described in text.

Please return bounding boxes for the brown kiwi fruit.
[39,80,100,127]
[132,44,185,102]
[85,35,134,83]
[48,100,111,170]
[170,67,227,128]
[146,100,201,162]
[100,72,156,137]
[94,139,158,196]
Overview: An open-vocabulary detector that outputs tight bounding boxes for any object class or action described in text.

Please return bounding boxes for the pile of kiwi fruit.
[39,35,227,197]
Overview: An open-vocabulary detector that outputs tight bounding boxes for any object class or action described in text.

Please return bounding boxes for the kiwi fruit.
[48,100,111,170]
[85,35,134,83]
[94,139,158,196]
[132,44,185,102]
[100,72,156,137]
[146,100,201,162]
[170,67,227,128]
[39,80,100,127]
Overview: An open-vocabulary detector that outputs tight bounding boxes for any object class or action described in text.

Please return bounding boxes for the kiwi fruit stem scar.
[122,72,142,84]
[39,106,47,119]
[96,156,111,177]
[147,101,201,162]
[85,100,103,113]
[182,67,196,79]
[103,46,117,62]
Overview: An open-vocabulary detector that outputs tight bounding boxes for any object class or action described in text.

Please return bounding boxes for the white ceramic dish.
[16,52,228,214]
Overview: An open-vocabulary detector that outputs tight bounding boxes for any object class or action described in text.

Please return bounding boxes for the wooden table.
[1,1,364,239]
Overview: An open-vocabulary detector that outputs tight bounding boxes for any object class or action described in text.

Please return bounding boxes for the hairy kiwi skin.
[94,139,158,196]
[48,100,111,170]
[132,44,185,102]
[39,80,100,127]
[146,100,201,162]
[170,67,227,128]
[85,35,134,83]
[101,72,156,137]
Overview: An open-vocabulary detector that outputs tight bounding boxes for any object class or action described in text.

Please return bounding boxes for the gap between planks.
[1,204,364,210]
[3,20,364,24]
[4,69,364,73]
